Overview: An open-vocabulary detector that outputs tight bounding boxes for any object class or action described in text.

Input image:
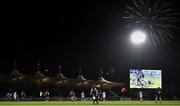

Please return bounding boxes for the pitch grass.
[0,101,180,106]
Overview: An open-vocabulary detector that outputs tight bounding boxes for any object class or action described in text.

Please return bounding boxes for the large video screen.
[130,69,162,89]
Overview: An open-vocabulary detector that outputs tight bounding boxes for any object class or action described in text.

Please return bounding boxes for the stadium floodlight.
[130,31,146,44]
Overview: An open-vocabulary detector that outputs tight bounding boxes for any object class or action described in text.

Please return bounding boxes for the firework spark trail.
[123,0,179,46]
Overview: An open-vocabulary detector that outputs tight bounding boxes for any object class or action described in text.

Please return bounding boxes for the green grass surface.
[0,101,180,106]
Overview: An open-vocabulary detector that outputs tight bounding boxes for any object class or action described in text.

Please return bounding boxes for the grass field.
[0,101,180,106]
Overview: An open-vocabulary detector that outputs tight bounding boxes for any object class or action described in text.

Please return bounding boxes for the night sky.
[1,0,180,88]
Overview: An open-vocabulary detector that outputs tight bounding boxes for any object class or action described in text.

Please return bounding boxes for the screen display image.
[130,69,162,89]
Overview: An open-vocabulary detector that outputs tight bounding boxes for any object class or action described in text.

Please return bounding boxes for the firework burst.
[123,0,179,46]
